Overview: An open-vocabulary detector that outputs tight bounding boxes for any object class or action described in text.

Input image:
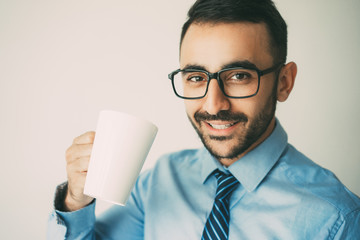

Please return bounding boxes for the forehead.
[180,22,273,71]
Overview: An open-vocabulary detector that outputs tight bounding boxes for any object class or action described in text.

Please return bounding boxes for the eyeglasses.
[168,63,283,99]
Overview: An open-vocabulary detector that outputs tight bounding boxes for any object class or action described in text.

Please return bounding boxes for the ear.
[277,62,297,102]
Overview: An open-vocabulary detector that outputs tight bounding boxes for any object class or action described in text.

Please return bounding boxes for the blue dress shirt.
[47,121,360,239]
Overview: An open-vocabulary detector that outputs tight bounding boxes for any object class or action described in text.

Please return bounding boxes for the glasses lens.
[172,71,208,98]
[219,68,259,97]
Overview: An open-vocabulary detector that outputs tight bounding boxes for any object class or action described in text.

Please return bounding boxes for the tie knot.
[213,170,239,201]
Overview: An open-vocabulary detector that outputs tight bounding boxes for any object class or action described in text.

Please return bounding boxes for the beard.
[188,87,277,161]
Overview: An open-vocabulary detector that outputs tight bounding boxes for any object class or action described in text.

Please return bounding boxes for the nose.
[202,79,231,115]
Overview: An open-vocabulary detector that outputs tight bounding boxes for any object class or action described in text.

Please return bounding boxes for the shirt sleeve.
[47,176,147,240]
[46,182,96,239]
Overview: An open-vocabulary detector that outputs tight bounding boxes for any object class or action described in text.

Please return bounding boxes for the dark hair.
[180,0,288,64]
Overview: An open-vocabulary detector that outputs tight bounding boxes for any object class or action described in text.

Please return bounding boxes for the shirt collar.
[200,147,221,183]
[200,119,288,191]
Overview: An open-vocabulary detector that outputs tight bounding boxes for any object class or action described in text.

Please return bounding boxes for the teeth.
[209,123,235,129]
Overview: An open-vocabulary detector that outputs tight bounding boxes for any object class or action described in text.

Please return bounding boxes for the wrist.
[53,182,93,212]
[64,191,93,212]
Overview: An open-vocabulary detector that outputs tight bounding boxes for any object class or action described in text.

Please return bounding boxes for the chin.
[204,137,245,160]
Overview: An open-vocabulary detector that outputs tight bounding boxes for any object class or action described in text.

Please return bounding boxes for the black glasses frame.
[168,63,283,99]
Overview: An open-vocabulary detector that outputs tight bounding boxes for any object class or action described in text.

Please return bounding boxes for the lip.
[203,120,239,135]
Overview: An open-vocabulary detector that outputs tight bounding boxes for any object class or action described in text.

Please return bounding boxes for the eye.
[229,71,252,80]
[183,72,207,83]
[188,75,205,82]
[221,69,256,84]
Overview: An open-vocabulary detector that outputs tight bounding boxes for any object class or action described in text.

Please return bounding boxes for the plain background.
[0,0,359,239]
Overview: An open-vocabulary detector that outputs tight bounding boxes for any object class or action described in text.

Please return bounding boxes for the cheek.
[184,100,201,118]
[251,79,276,110]
[229,96,266,120]
[229,98,256,115]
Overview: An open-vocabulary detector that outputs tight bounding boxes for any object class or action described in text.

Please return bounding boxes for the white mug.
[83,110,158,205]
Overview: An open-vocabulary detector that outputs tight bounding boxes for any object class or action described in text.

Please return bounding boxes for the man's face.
[180,22,278,165]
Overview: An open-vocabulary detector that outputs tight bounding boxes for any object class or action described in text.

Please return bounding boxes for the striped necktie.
[202,170,239,240]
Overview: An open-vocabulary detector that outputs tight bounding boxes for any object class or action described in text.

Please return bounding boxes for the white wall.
[0,0,359,239]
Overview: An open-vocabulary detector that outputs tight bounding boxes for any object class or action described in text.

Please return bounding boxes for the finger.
[73,131,95,145]
[67,157,90,174]
[68,170,87,188]
[65,144,93,163]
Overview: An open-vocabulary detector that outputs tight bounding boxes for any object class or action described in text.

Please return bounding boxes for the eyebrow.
[182,60,259,72]
[223,60,258,69]
[182,64,207,71]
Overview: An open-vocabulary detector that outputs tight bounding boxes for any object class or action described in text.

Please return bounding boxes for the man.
[48,0,360,239]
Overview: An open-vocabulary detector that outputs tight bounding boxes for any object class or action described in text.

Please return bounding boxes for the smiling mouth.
[207,122,238,130]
